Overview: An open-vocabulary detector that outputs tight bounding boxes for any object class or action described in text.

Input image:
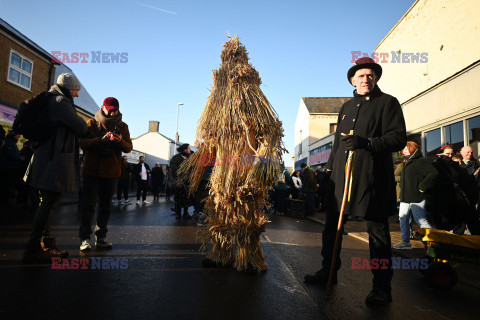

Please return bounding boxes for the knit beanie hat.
[56,73,81,91]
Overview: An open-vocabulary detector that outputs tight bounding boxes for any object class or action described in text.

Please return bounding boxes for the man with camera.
[78,97,132,251]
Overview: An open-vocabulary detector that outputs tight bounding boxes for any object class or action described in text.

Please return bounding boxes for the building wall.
[308,114,338,143]
[294,99,310,164]
[0,29,53,107]
[375,0,480,104]
[403,63,480,133]
[132,132,172,165]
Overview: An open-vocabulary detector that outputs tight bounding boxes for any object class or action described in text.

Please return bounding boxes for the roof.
[0,18,52,60]
[302,97,351,114]
[55,64,99,116]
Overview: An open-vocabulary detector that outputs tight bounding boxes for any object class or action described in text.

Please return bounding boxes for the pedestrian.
[0,131,23,205]
[151,162,164,201]
[291,170,302,199]
[273,165,289,216]
[304,57,407,306]
[22,73,87,263]
[0,125,5,148]
[170,143,192,219]
[392,141,437,250]
[117,155,132,205]
[430,145,480,235]
[17,140,35,206]
[300,163,317,218]
[164,165,172,200]
[134,156,150,204]
[78,97,133,251]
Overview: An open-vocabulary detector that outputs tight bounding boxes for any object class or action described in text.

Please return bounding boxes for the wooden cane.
[324,130,354,300]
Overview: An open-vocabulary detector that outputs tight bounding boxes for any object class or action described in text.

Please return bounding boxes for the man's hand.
[111,133,122,142]
[341,134,369,151]
[102,132,113,142]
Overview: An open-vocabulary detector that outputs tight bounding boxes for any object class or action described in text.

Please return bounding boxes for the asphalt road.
[1,197,479,320]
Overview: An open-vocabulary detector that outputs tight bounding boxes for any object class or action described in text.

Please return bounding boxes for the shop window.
[468,116,480,159]
[444,121,464,153]
[425,128,441,161]
[7,50,33,90]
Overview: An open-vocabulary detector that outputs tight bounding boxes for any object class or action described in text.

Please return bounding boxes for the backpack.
[13,91,58,143]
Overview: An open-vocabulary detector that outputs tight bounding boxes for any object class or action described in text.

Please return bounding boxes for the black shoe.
[365,289,392,306]
[304,269,337,284]
[175,214,181,220]
[183,214,192,220]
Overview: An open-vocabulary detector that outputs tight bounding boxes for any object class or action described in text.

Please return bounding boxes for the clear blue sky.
[1,0,415,166]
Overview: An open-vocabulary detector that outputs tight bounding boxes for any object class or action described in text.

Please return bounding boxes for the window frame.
[7,49,34,91]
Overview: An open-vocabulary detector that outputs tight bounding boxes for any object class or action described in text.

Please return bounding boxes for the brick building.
[0,18,56,136]
[0,18,98,139]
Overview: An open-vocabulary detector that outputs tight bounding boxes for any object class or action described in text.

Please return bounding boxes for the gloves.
[341,134,370,151]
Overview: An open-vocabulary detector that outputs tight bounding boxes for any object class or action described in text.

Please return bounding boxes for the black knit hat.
[347,57,382,85]
[177,143,189,152]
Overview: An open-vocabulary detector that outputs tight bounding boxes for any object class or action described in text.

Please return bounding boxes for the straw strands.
[179,36,285,271]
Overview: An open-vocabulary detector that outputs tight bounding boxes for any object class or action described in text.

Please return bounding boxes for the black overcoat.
[326,86,406,218]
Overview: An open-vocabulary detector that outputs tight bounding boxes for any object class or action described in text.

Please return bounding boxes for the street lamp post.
[174,102,183,155]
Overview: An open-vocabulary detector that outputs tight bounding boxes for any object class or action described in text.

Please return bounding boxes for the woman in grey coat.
[23,73,87,264]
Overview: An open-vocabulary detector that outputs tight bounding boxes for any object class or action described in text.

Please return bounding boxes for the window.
[425,128,441,161]
[329,123,337,134]
[7,50,33,90]
[468,116,480,159]
[444,121,464,152]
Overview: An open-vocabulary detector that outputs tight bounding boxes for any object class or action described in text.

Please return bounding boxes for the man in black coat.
[304,57,407,306]
[117,156,132,205]
[134,156,150,204]
[170,143,192,219]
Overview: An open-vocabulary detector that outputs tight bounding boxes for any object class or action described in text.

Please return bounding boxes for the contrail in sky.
[124,0,177,15]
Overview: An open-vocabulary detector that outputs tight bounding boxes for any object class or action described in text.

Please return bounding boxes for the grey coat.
[25,85,87,193]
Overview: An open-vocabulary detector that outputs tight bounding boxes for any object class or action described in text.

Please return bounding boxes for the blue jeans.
[399,200,432,243]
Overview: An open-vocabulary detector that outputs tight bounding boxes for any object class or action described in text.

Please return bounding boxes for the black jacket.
[134,162,151,181]
[151,166,165,185]
[0,136,22,170]
[119,161,132,183]
[399,150,438,203]
[431,158,476,207]
[326,86,406,218]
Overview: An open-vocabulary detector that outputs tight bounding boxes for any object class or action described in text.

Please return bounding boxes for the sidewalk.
[306,210,480,290]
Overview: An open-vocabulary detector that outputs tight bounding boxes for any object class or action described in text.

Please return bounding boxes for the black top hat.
[347,57,382,85]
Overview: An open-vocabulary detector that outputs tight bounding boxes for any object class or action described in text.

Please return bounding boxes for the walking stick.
[324,131,355,300]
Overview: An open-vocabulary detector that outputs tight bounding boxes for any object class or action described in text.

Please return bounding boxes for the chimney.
[149,121,159,133]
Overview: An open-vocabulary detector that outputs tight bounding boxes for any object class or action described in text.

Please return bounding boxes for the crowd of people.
[1,57,479,307]
[393,143,480,250]
[0,73,210,264]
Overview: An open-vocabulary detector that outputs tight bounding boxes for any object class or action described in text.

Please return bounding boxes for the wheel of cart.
[425,261,457,289]
[418,255,433,276]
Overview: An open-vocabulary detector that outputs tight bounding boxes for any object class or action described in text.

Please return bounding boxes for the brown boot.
[41,237,69,258]
[22,242,52,264]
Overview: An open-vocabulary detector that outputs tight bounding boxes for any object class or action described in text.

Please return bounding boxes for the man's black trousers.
[321,209,393,293]
[136,180,148,201]
[79,176,117,240]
